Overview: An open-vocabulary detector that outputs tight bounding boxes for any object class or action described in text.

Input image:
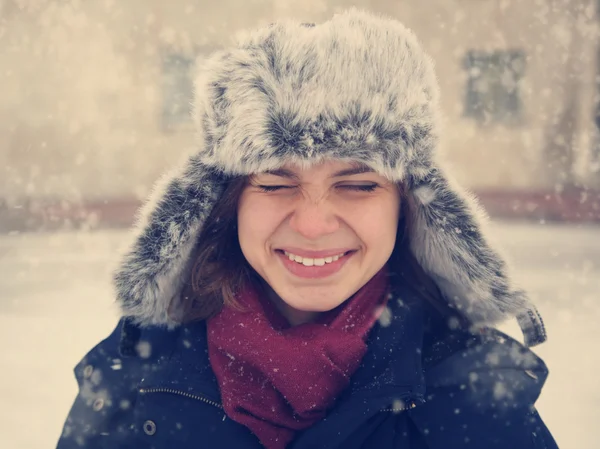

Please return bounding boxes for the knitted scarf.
[206,268,389,448]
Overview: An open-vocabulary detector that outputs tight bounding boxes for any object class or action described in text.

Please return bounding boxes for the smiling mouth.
[275,250,354,267]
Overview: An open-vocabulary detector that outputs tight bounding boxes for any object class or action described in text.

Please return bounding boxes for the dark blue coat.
[56,285,558,449]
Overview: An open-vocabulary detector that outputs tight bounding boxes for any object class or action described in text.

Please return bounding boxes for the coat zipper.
[139,387,223,409]
[139,387,227,420]
[139,388,418,419]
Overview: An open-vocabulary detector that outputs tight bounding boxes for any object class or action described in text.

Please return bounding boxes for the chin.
[295,303,340,313]
[284,294,347,313]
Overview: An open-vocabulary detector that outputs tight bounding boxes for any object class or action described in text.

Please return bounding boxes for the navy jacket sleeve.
[55,319,179,449]
[409,329,559,448]
[56,319,140,448]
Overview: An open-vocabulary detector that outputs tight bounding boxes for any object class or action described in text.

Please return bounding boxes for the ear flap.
[406,168,547,347]
[113,156,226,328]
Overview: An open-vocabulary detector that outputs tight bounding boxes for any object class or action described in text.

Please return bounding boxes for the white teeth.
[283,251,347,266]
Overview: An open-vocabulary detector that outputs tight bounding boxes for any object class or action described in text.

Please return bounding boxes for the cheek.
[237,195,259,251]
[237,194,286,250]
[348,195,400,249]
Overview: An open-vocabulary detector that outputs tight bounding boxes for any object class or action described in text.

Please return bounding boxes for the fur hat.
[113,9,546,347]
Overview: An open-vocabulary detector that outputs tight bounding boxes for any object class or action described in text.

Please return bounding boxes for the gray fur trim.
[407,168,547,345]
[113,9,546,346]
[192,10,439,181]
[113,155,225,328]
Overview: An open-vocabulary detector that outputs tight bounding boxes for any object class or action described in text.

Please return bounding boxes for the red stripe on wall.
[2,188,600,232]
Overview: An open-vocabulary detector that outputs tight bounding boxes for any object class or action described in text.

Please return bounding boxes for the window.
[161,52,195,131]
[463,50,526,125]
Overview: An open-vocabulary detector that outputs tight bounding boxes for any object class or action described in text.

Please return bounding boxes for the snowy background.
[2,0,600,448]
[1,220,599,449]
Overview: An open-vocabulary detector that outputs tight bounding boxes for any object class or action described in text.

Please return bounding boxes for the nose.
[288,199,340,240]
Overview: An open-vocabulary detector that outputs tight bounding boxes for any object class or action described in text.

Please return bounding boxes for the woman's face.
[237,160,401,324]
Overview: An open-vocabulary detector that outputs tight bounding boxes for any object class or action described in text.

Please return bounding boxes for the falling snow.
[1,1,600,449]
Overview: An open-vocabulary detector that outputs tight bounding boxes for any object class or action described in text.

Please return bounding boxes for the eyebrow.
[331,165,375,177]
[263,164,375,180]
[263,168,300,180]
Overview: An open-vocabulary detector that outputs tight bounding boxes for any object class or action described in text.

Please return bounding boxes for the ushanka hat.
[113,9,546,347]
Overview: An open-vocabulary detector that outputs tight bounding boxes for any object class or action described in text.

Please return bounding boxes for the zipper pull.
[380,397,423,413]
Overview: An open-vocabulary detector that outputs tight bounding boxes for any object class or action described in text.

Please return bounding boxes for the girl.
[57,9,558,449]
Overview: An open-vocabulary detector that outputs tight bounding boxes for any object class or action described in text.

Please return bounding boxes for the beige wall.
[1,0,599,206]
[0,0,279,204]
[375,0,600,189]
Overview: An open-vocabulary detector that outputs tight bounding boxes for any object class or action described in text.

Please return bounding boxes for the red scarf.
[206,268,389,449]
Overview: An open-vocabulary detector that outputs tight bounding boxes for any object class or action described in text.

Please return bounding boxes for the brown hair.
[174,176,453,323]
[174,175,250,322]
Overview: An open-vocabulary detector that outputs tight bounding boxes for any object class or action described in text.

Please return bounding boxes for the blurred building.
[1,0,599,230]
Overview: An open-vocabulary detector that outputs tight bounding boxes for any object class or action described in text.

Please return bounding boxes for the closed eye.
[256,185,294,192]
[337,184,379,192]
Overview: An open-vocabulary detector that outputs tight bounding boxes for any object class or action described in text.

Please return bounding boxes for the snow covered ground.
[1,220,599,449]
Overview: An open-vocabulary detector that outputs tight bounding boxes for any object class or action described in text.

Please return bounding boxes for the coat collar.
[344,282,425,397]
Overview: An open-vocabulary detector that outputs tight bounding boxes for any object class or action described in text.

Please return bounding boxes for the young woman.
[56,9,558,449]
